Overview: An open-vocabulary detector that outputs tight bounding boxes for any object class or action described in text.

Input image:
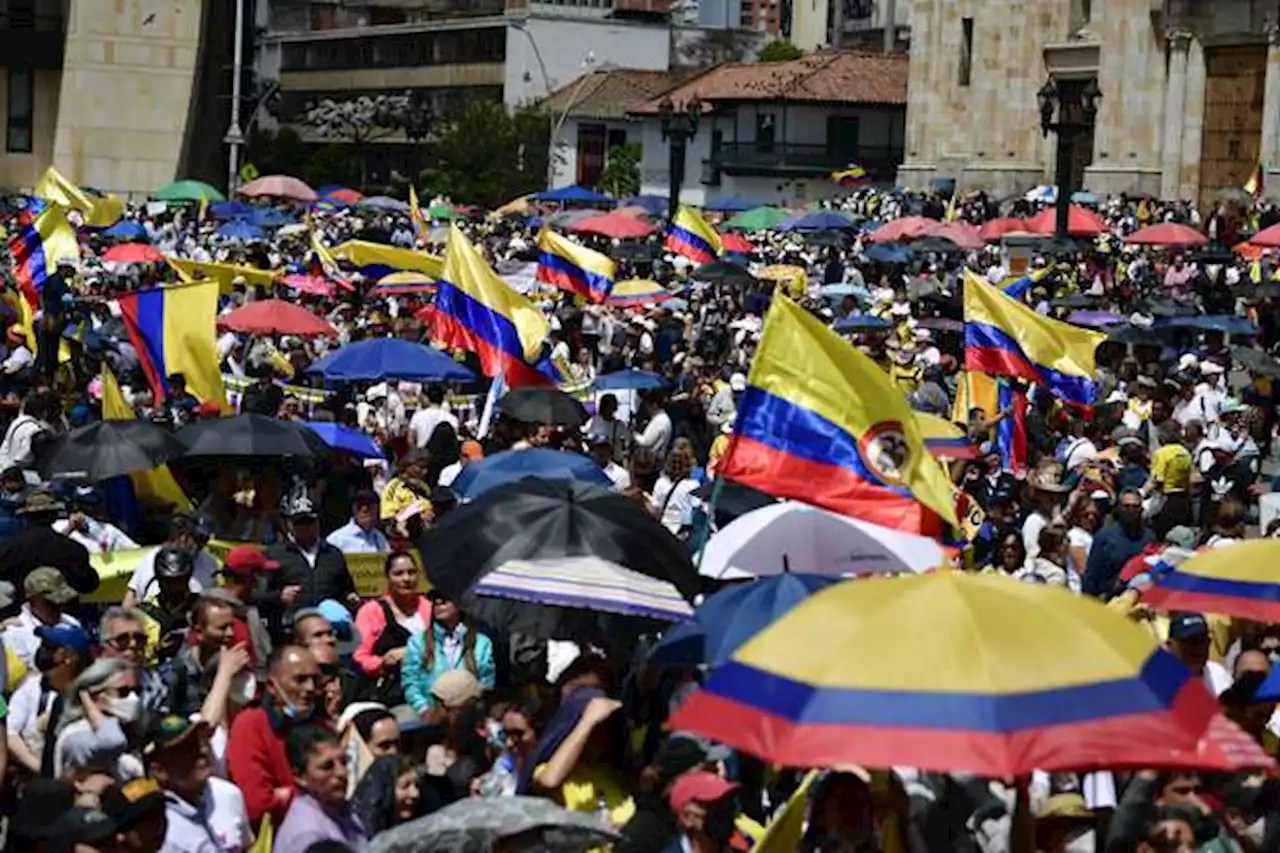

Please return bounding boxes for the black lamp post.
[658,96,702,223]
[1037,77,1102,241]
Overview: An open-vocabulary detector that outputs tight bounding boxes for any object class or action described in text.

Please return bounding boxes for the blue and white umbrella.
[472,556,693,623]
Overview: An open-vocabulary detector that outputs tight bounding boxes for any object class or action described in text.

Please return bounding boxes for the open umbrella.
[238,174,317,202]
[607,279,674,307]
[154,180,224,203]
[1125,223,1208,247]
[1230,345,1280,378]
[103,243,164,264]
[306,338,474,383]
[620,194,667,216]
[449,449,611,500]
[719,233,752,254]
[470,556,693,623]
[300,422,385,459]
[1053,292,1099,309]
[178,414,329,459]
[360,195,410,214]
[103,220,148,241]
[703,195,760,213]
[279,273,335,297]
[1066,310,1125,328]
[932,222,985,250]
[671,571,1218,776]
[833,314,891,333]
[723,206,790,232]
[37,420,187,481]
[209,200,251,219]
[371,272,436,296]
[592,369,669,391]
[866,216,942,243]
[1161,315,1257,335]
[692,259,754,286]
[420,478,700,603]
[978,217,1028,242]
[863,243,913,264]
[532,186,614,206]
[216,221,265,241]
[218,299,338,337]
[778,210,856,232]
[1140,540,1280,622]
[498,387,588,427]
[1024,205,1108,237]
[317,186,363,206]
[569,212,656,240]
[367,796,619,853]
[1249,222,1280,248]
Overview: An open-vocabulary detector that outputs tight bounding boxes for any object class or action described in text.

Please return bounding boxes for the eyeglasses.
[107,632,147,650]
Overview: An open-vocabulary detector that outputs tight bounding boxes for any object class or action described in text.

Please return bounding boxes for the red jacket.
[226,706,293,828]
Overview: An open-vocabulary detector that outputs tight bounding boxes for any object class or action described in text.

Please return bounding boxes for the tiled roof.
[540,68,684,120]
[629,51,908,114]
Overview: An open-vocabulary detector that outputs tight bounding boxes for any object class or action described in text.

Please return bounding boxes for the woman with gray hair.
[51,657,145,781]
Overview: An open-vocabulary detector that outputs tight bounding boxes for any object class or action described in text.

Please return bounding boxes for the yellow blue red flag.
[9,204,79,306]
[718,293,958,535]
[664,205,721,265]
[331,240,444,280]
[430,224,556,387]
[963,270,1105,407]
[536,229,616,303]
[117,280,226,406]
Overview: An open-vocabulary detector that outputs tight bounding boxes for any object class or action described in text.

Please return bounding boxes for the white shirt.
[2,345,32,374]
[602,462,631,492]
[2,604,81,667]
[7,672,54,755]
[325,521,390,554]
[1022,511,1049,563]
[408,404,458,449]
[128,549,220,602]
[653,475,700,533]
[53,517,139,554]
[160,776,253,853]
[634,410,673,459]
[438,461,463,487]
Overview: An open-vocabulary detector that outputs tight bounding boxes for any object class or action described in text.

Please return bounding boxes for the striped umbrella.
[671,572,1218,776]
[471,557,693,623]
[1140,540,1280,622]
[607,279,674,307]
[372,271,436,296]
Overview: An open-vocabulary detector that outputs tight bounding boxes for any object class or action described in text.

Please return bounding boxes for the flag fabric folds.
[117,280,226,406]
[101,367,192,511]
[536,229,616,303]
[718,293,958,535]
[166,259,278,293]
[330,240,444,280]
[9,205,79,306]
[1001,266,1051,300]
[996,379,1028,474]
[664,206,722,265]
[409,186,428,242]
[429,224,556,388]
[963,270,1105,407]
[1246,162,1265,199]
[35,166,123,228]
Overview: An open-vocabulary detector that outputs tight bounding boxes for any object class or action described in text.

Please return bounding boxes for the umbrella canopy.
[306,338,474,383]
[1125,222,1208,247]
[863,243,913,264]
[498,387,588,427]
[978,217,1028,241]
[1066,310,1126,328]
[209,200,251,219]
[238,174,317,202]
[280,273,335,297]
[916,412,979,460]
[703,195,760,213]
[699,501,944,580]
[103,243,164,264]
[154,179,224,203]
[532,185,614,206]
[216,220,265,241]
[592,369,669,391]
[719,233,752,254]
[449,448,611,500]
[1141,540,1280,622]
[360,195,410,213]
[723,206,790,233]
[1161,315,1257,335]
[471,556,693,623]
[620,194,667,216]
[607,279,674,307]
[916,317,964,333]
[317,186,363,206]
[1024,205,1109,237]
[217,299,338,337]
[569,212,656,239]
[866,216,942,243]
[244,207,294,228]
[420,478,700,603]
[1071,190,1099,205]
[300,421,385,459]
[778,209,856,232]
[692,259,755,286]
[652,573,842,668]
[932,222,985,250]
[103,220,147,241]
[367,796,619,853]
[671,571,1219,776]
[833,314,891,333]
[1250,222,1280,248]
[819,283,858,299]
[1229,345,1280,378]
[178,414,329,459]
[371,272,437,296]
[1053,292,1099,309]
[37,420,187,481]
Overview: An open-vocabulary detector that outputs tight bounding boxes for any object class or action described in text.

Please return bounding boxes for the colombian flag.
[1001,266,1051,300]
[409,186,428,242]
[996,379,1028,474]
[718,293,958,535]
[117,280,226,406]
[9,204,79,307]
[964,270,1105,407]
[331,240,444,281]
[916,411,978,461]
[664,205,722,265]
[536,229,616,303]
[429,224,556,388]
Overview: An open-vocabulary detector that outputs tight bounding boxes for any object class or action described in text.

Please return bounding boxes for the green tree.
[758,39,804,62]
[596,143,642,198]
[420,100,549,207]
[244,127,309,178]
[304,143,364,190]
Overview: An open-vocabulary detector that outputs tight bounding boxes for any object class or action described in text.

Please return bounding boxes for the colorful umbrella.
[371,271,436,295]
[932,222,985,250]
[1249,222,1280,249]
[569,212,656,240]
[1023,205,1108,237]
[103,243,164,264]
[318,187,363,206]
[103,220,148,241]
[720,233,753,254]
[607,279,674,307]
[471,556,693,623]
[1140,540,1280,622]
[703,195,761,213]
[216,221,265,241]
[592,369,669,391]
[620,194,668,216]
[671,571,1218,776]
[531,185,613,206]
[301,421,385,459]
[866,216,943,243]
[360,195,410,214]
[723,206,790,233]
[978,217,1028,242]
[154,180,225,203]
[916,412,979,460]
[238,175,317,202]
[280,273,335,297]
[1125,222,1208,247]
[217,299,337,337]
[1067,310,1125,328]
[778,210,856,232]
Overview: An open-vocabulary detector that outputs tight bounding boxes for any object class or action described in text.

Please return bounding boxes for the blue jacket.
[401,622,495,713]
[1082,520,1154,599]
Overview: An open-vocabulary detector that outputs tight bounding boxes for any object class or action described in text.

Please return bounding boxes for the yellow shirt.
[380,477,432,521]
[1150,444,1193,494]
[536,762,636,828]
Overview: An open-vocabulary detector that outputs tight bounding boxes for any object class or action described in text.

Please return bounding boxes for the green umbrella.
[723,205,789,232]
[426,201,458,220]
[154,180,225,203]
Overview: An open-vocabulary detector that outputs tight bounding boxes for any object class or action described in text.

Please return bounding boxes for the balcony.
[0,11,64,70]
[708,141,903,179]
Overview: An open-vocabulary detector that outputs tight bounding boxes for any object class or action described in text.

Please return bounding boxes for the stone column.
[1160,28,1192,201]
[1262,23,1280,178]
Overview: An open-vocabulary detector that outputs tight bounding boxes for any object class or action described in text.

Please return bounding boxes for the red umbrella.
[720,233,753,254]
[103,243,164,264]
[867,216,942,243]
[1156,714,1277,772]
[239,175,318,202]
[932,222,984,251]
[218,299,337,337]
[978,217,1028,242]
[321,187,363,206]
[569,212,656,240]
[1124,222,1208,247]
[1250,222,1280,249]
[1024,205,1108,237]
[280,274,335,297]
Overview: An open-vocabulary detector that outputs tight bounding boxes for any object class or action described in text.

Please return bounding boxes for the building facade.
[899,0,1280,208]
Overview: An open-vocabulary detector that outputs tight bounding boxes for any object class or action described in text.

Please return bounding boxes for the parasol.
[217,299,338,337]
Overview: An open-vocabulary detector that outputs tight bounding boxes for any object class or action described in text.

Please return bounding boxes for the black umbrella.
[498,387,588,427]
[911,236,962,254]
[1230,345,1280,378]
[612,241,661,262]
[692,259,755,286]
[177,413,329,458]
[37,420,187,481]
[1051,293,1098,309]
[694,478,778,528]
[0,528,97,595]
[420,478,700,604]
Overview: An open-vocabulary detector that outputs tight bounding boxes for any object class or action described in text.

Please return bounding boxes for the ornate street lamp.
[659,96,702,222]
[1038,76,1102,241]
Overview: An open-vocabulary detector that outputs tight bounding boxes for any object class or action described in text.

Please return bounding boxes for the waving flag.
[330,240,443,280]
[996,379,1028,473]
[664,205,722,264]
[118,280,225,406]
[409,186,428,242]
[429,224,556,387]
[963,270,1105,407]
[718,293,957,535]
[1001,266,1051,300]
[536,229,616,303]
[9,204,79,306]
[35,166,123,228]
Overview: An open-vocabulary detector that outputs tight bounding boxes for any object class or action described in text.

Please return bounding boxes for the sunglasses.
[107,632,148,650]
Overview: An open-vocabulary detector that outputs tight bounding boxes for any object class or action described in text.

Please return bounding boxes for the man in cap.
[1083,488,1154,599]
[325,489,389,554]
[3,565,81,667]
[618,736,733,853]
[7,622,91,777]
[124,513,219,608]
[1168,612,1233,697]
[590,436,631,491]
[138,547,200,663]
[144,715,253,852]
[668,770,745,853]
[218,545,277,670]
[46,776,171,853]
[266,496,356,632]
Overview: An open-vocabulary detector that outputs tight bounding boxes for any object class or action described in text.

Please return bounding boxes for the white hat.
[1207,433,1239,455]
[1177,353,1199,371]
[1200,361,1225,376]
[729,372,747,392]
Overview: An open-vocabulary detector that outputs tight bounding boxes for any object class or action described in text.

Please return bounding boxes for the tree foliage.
[758,39,804,62]
[419,100,549,208]
[596,143,642,198]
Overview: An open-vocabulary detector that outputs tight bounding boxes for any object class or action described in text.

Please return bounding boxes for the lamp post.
[1037,77,1102,241]
[659,96,701,223]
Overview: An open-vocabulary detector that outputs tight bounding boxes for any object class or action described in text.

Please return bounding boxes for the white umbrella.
[699,501,945,580]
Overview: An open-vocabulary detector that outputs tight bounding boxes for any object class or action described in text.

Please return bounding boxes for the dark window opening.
[959,17,973,87]
[7,68,33,153]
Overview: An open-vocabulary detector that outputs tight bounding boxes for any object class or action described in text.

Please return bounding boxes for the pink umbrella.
[867,216,943,243]
[1251,222,1280,249]
[978,217,1028,242]
[569,212,657,240]
[281,274,335,297]
[1125,222,1208,247]
[932,222,984,251]
[1024,205,1108,237]
[103,243,164,264]
[239,175,318,202]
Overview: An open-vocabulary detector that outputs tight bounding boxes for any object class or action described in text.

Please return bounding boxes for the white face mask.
[105,693,141,723]
[1241,818,1266,848]
[1062,828,1096,853]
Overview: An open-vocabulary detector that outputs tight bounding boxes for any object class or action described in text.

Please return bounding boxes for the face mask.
[1241,818,1266,848]
[105,693,141,723]
[230,670,257,706]
[272,680,312,721]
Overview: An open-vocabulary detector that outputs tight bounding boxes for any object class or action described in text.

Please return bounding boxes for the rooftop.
[540,67,685,120]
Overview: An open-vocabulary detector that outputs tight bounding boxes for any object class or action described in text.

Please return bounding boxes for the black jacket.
[263,538,354,629]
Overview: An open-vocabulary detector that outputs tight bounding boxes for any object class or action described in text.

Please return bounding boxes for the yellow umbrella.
[757,264,807,298]
[1141,540,1280,622]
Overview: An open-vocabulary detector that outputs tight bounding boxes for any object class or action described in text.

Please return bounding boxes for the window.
[755,113,775,154]
[577,123,607,186]
[959,16,973,87]
[7,69,33,153]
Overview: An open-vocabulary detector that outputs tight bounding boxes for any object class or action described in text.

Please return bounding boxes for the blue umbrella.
[360,195,410,213]
[621,194,668,216]
[245,207,293,228]
[306,338,475,383]
[531,185,614,206]
[217,221,265,241]
[834,314,891,332]
[1160,315,1257,335]
[650,573,842,667]
[301,422,385,459]
[778,209,856,232]
[103,220,147,241]
[593,369,670,392]
[819,283,858,300]
[209,200,251,219]
[863,243,913,264]
[449,449,612,499]
[703,195,760,213]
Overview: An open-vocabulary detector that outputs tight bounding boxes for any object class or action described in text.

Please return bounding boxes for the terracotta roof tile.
[540,68,684,120]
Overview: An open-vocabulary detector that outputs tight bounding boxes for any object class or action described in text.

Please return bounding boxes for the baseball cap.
[1169,612,1210,641]
[221,545,280,576]
[24,566,78,604]
[669,771,742,812]
[1164,526,1198,551]
[286,495,318,519]
[430,669,481,708]
[143,714,209,757]
[460,440,484,461]
[35,624,92,654]
[729,372,747,392]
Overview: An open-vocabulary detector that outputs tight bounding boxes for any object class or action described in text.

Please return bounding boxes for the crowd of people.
[0,179,1276,853]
